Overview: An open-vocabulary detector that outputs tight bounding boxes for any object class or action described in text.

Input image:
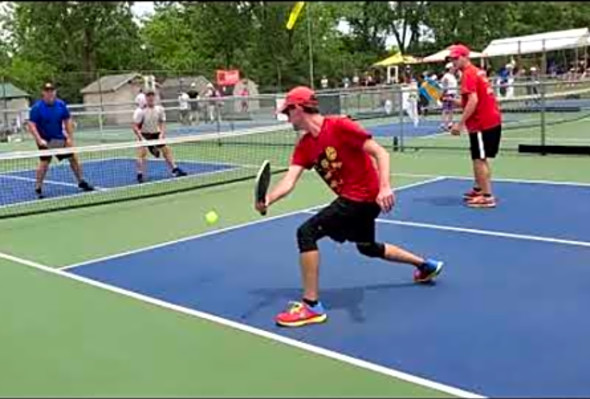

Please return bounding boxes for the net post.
[229,91,235,132]
[540,40,546,154]
[215,95,222,146]
[539,85,546,151]
[542,39,547,77]
[397,84,404,152]
[574,47,580,76]
[1,75,7,143]
[584,45,588,74]
[96,70,105,143]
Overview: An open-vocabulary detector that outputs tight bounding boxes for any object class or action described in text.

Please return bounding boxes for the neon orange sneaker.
[466,195,497,208]
[463,188,483,201]
[275,301,327,327]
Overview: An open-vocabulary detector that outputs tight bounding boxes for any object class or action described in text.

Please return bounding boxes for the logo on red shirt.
[290,117,380,202]
[314,146,344,191]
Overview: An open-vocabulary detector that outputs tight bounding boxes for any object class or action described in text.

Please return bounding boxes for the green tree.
[140,4,208,73]
[181,1,252,69]
[3,1,143,102]
[387,1,429,54]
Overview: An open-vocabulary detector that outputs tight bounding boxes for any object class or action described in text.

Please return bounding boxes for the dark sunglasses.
[282,104,297,115]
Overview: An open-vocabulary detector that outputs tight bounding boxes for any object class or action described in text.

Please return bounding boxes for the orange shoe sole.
[276,314,328,327]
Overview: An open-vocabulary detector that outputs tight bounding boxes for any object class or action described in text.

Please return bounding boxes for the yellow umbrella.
[373,52,421,67]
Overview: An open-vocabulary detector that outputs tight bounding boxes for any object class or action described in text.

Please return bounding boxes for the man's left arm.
[158,106,166,139]
[339,118,393,207]
[363,139,394,212]
[63,104,73,145]
[455,92,478,133]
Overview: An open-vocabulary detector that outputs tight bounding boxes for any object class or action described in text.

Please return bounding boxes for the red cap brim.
[275,101,291,115]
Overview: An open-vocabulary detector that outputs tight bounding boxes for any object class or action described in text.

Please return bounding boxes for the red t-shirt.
[291,116,380,203]
[461,64,502,132]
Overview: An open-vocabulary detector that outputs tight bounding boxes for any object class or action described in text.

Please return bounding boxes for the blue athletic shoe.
[414,259,444,283]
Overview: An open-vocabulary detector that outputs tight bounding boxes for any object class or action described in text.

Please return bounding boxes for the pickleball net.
[0,124,297,218]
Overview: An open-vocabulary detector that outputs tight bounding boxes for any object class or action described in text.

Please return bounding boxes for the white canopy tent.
[422,45,485,63]
[482,28,590,57]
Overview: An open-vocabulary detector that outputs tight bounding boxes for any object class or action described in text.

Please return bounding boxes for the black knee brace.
[297,220,323,253]
[356,242,385,258]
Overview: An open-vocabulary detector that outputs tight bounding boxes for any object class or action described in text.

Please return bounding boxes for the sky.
[131,1,404,50]
[131,1,155,19]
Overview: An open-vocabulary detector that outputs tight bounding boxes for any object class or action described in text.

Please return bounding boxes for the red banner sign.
[216,70,240,86]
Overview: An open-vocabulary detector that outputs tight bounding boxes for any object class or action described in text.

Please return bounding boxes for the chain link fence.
[1,69,590,154]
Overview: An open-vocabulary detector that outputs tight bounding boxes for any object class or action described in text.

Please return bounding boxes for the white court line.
[379,219,590,248]
[266,167,590,189]
[60,205,318,273]
[299,210,590,249]
[392,172,590,188]
[304,177,448,213]
[419,136,590,143]
[502,137,590,142]
[0,174,107,191]
[60,177,446,271]
[0,251,483,398]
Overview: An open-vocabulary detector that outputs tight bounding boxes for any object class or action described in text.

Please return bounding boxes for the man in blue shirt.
[28,82,94,199]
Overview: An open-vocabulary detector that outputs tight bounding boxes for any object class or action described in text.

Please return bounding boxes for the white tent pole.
[542,39,547,75]
[574,47,580,78]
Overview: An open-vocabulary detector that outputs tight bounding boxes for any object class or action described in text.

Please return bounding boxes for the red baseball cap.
[277,86,318,114]
[449,44,470,59]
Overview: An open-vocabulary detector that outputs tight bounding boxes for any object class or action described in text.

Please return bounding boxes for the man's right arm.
[266,165,305,207]
[28,106,46,146]
[28,121,46,146]
[132,109,143,140]
[255,139,309,214]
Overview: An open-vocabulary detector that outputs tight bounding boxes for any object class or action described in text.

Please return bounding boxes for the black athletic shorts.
[469,125,502,160]
[141,132,165,149]
[38,139,73,162]
[304,196,381,244]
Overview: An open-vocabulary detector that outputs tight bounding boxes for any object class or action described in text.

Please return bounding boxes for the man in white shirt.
[132,89,187,183]
[204,83,220,124]
[440,62,458,130]
[178,90,190,125]
[402,79,420,127]
[342,77,350,88]
[505,63,515,99]
[135,88,147,109]
[187,82,201,125]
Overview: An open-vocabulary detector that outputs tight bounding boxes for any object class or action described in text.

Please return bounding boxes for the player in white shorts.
[441,62,458,131]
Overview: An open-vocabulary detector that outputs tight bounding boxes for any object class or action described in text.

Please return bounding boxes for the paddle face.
[255,160,271,215]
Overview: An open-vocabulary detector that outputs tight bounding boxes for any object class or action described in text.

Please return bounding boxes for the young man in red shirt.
[255,86,443,328]
[449,44,503,208]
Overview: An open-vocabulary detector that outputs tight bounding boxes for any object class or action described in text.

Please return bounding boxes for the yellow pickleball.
[205,210,219,225]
